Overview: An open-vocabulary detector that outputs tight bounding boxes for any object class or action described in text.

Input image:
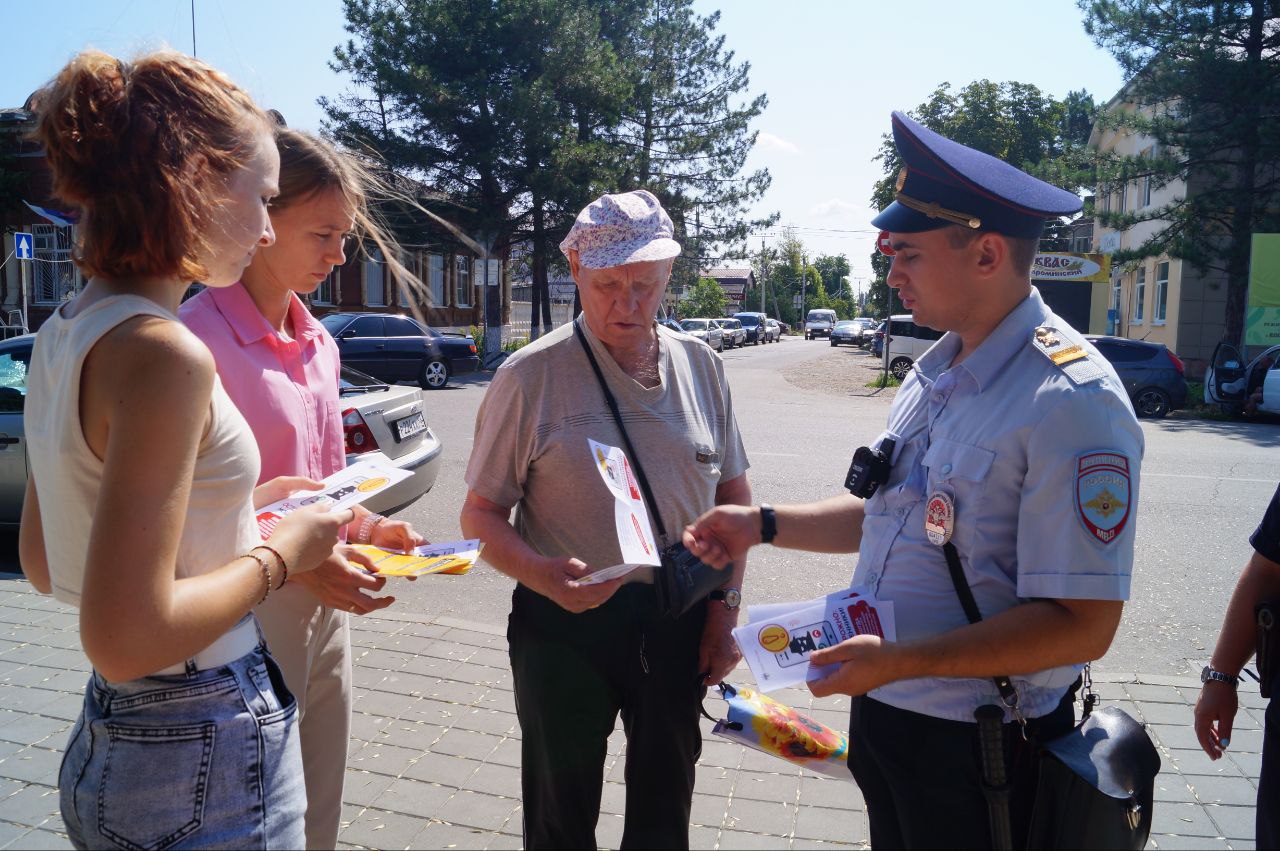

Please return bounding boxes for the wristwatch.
[710,588,742,610]
[759,503,777,545]
[1201,666,1240,688]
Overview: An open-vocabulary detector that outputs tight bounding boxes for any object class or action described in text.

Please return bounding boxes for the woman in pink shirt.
[181,128,424,850]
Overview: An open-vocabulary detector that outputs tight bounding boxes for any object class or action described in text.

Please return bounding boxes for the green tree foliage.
[324,0,773,336]
[324,0,627,337]
[813,254,851,302]
[682,276,728,318]
[604,0,777,289]
[1080,0,1280,346]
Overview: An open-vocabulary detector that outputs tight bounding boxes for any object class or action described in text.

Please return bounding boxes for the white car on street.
[1204,342,1280,415]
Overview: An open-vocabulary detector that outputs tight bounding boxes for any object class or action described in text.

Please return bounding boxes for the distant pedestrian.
[182,127,424,850]
[1193,482,1280,848]
[461,190,751,849]
[20,50,350,849]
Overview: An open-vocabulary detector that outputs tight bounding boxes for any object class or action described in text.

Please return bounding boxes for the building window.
[427,254,445,306]
[1101,190,1110,214]
[1133,266,1146,324]
[1118,181,1127,214]
[455,255,473,308]
[397,253,416,308]
[32,224,81,304]
[1154,261,1169,324]
[1110,284,1122,334]
[315,268,337,305]
[364,248,386,306]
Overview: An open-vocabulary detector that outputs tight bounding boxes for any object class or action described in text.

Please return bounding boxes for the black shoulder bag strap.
[574,321,669,546]
[942,542,1027,730]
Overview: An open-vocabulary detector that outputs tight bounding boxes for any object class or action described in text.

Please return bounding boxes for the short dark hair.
[945,226,1038,277]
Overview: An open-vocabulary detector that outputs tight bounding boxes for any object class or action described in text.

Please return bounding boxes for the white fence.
[506,300,575,342]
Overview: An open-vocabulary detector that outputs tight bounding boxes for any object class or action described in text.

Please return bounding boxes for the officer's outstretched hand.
[1193,681,1238,760]
[530,555,626,614]
[683,505,760,569]
[807,635,896,698]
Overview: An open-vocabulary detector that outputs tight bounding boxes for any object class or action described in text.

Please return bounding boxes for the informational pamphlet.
[733,587,896,692]
[350,539,480,578]
[254,460,412,539]
[575,439,662,586]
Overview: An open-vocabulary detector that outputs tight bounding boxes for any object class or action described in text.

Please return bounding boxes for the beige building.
[1089,93,1228,378]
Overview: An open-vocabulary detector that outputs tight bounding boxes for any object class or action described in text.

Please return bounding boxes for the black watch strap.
[759,503,777,545]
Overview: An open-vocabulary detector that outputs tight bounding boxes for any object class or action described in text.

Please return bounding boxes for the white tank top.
[26,294,262,607]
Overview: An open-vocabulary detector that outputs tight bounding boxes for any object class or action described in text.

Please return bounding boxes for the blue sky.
[2,1,1125,286]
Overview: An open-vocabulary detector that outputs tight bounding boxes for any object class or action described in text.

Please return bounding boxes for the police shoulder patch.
[1076,451,1132,545]
[1031,326,1107,385]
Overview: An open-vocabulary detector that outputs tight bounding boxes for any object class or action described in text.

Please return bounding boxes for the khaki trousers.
[257,583,352,850]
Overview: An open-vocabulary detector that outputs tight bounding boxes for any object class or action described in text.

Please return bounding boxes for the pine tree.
[1080,0,1280,346]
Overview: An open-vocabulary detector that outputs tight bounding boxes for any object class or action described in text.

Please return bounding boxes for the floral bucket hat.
[559,189,682,269]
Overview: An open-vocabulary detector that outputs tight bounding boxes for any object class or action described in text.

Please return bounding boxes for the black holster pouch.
[1026,705,1161,850]
[1259,601,1277,699]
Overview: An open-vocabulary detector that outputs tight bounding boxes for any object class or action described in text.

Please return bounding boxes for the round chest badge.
[924,490,955,546]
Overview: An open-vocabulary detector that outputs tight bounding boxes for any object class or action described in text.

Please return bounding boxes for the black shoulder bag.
[574,322,731,619]
[942,542,1161,851]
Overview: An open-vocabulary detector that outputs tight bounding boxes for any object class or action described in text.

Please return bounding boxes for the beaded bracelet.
[356,513,387,544]
[254,545,289,591]
[245,550,274,604]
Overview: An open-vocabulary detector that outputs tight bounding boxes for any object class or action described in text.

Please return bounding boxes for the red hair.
[32,50,269,282]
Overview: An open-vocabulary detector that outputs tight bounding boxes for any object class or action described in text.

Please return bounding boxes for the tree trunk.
[1224,0,1266,347]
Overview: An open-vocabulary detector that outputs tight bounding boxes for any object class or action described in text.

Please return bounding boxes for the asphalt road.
[389,334,1280,678]
[6,334,1277,677]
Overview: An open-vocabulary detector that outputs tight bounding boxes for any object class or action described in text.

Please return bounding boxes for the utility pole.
[800,253,808,326]
[190,0,198,57]
[759,238,767,314]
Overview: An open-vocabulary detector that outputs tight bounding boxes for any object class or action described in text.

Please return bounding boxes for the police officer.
[683,112,1143,849]
[1193,482,1280,848]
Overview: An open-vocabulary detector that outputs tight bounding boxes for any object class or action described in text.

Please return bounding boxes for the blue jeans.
[58,643,306,850]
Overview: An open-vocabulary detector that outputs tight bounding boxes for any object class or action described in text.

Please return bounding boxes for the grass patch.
[866,372,902,389]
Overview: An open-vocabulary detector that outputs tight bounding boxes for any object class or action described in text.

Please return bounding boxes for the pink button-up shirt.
[181,282,345,485]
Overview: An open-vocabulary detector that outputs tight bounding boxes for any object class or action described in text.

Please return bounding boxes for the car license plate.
[393,412,427,442]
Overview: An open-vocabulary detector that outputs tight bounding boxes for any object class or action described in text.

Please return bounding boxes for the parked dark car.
[1086,335,1188,418]
[321,313,480,390]
[732,311,769,345]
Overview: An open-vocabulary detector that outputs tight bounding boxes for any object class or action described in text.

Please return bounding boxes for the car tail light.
[1165,349,1186,375]
[469,343,477,354]
[343,408,379,454]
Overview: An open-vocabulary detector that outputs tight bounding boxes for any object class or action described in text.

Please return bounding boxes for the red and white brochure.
[576,439,662,586]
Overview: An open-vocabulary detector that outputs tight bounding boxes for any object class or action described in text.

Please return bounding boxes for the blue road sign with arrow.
[14,233,33,261]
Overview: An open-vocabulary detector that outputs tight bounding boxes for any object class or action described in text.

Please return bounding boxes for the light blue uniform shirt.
[853,289,1143,722]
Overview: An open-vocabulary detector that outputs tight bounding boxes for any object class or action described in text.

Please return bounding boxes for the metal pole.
[800,254,807,336]
[19,257,28,332]
[190,0,197,57]
[760,239,766,314]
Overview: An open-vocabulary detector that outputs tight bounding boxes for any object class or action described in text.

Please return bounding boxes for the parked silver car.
[714,318,747,348]
[0,336,439,525]
[338,364,442,513]
[679,318,724,352]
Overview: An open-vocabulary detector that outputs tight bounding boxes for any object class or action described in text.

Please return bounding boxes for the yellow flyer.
[351,539,480,577]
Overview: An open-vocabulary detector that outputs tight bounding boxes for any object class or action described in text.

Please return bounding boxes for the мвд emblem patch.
[1076,452,1131,545]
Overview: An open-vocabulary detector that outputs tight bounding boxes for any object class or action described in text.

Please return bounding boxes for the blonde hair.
[273,129,425,306]
[32,49,270,282]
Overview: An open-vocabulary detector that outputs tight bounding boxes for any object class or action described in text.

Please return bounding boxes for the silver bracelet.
[356,513,387,544]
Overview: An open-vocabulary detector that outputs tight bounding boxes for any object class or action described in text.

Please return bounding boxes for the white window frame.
[31,223,82,305]
[363,248,386,307]
[314,268,338,305]
[455,255,472,308]
[1133,266,1146,325]
[427,253,445,306]
[1153,261,1169,325]
[1140,147,1153,208]
[1111,283,1122,333]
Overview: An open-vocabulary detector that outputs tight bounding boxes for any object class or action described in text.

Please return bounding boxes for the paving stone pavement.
[0,576,1267,850]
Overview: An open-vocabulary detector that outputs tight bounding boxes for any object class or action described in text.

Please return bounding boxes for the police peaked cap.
[872,111,1082,239]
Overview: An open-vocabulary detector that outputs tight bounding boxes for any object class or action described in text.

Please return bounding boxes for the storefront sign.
[1031,252,1111,283]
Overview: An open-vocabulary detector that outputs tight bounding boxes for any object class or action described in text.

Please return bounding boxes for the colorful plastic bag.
[707,683,853,781]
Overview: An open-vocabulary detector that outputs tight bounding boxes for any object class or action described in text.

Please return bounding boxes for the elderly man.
[461,190,750,850]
